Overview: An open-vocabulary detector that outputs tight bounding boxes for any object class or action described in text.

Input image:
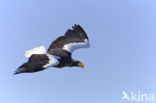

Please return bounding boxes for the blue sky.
[1,0,156,103]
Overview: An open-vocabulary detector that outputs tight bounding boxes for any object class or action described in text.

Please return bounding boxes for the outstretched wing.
[14,54,59,75]
[48,24,90,53]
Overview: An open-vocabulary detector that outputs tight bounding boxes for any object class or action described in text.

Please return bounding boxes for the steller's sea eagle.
[14,24,90,75]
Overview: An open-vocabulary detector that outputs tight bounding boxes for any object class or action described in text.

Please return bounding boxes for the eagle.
[14,24,90,75]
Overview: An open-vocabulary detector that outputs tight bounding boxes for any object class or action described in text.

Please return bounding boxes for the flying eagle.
[14,24,90,75]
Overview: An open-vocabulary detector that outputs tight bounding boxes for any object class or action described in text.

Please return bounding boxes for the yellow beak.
[77,62,84,68]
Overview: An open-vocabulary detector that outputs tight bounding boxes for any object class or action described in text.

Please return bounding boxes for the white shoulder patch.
[24,45,47,58]
[63,39,90,53]
[43,54,59,68]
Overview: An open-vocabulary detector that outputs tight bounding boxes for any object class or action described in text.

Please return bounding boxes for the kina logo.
[121,91,155,102]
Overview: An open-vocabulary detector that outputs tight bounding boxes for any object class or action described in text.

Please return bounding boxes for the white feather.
[24,45,47,58]
[63,39,90,53]
[43,54,59,68]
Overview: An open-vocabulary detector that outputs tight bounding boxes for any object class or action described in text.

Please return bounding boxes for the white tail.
[24,45,47,58]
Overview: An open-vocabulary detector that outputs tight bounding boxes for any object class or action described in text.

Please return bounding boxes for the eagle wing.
[48,24,90,53]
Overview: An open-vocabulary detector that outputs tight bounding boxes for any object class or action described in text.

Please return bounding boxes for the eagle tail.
[24,45,47,58]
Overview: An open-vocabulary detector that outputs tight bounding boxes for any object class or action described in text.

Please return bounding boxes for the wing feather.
[48,24,89,53]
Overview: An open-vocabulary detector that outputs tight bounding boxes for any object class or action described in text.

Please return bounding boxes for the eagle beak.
[77,62,84,68]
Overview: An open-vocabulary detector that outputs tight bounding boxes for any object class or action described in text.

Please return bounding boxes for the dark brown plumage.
[14,24,89,75]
